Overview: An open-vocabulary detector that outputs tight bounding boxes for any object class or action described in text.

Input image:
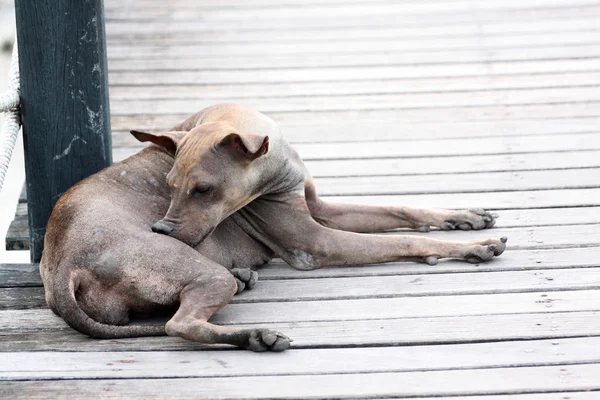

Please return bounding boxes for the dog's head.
[131,121,269,247]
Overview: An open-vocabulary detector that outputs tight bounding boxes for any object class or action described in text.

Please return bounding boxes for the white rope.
[0,38,21,192]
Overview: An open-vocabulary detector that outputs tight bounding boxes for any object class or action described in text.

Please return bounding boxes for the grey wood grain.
[104,0,597,21]
[3,287,599,323]
[6,264,600,307]
[2,337,599,380]
[3,0,598,395]
[106,44,600,70]
[111,117,600,145]
[104,18,600,45]
[322,188,600,210]
[109,101,600,132]
[0,287,45,310]
[2,364,600,399]
[2,311,600,351]
[107,60,600,85]
[0,264,40,288]
[104,2,600,32]
[232,267,600,302]
[112,132,600,161]
[105,32,599,58]
[2,246,598,289]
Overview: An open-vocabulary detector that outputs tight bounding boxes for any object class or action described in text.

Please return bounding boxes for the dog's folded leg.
[165,268,290,352]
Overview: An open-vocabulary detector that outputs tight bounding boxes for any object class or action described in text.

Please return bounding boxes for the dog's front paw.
[463,237,507,263]
[231,268,258,294]
[443,208,498,230]
[247,329,291,352]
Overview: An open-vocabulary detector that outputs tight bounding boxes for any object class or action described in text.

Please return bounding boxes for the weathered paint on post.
[15,0,113,262]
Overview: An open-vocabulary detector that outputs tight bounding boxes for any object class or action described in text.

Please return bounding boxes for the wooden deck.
[3,0,600,398]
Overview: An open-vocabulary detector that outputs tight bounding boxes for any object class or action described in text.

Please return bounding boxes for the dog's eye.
[192,184,212,197]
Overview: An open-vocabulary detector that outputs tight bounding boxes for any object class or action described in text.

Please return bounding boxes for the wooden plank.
[2,337,599,380]
[231,267,600,302]
[104,18,600,44]
[378,395,600,400]
[103,4,600,33]
[108,60,600,85]
[105,31,600,58]
[106,49,600,72]
[262,103,600,122]
[2,310,600,351]
[7,204,600,252]
[110,87,600,116]
[107,72,600,103]
[4,284,600,324]
[211,290,600,324]
[259,246,600,279]
[279,133,600,159]
[109,0,598,8]
[5,217,27,251]
[0,287,45,310]
[3,265,600,307]
[111,147,600,177]
[114,132,600,160]
[15,0,113,262]
[112,117,600,145]
[104,0,600,21]
[326,189,600,210]
[2,364,600,399]
[304,151,600,177]
[0,264,40,287]
[311,168,600,196]
[110,102,600,131]
[2,246,599,290]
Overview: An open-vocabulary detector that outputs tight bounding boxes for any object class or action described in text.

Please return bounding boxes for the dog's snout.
[151,220,174,235]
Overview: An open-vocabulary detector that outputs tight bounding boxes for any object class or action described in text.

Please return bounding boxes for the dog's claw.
[444,221,456,230]
[425,255,439,265]
[465,255,483,264]
[234,278,246,294]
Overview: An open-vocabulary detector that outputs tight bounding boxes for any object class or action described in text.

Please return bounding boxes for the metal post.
[14,0,112,262]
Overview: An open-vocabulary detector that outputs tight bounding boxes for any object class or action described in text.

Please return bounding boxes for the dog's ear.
[219,132,269,161]
[130,130,187,155]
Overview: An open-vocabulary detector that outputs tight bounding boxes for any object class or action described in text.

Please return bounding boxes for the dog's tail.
[52,269,166,339]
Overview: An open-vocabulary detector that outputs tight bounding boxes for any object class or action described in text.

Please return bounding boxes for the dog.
[40,104,506,352]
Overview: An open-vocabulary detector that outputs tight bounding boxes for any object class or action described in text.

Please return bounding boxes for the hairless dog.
[41,104,506,352]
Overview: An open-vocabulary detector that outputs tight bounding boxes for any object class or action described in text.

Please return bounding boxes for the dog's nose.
[151,220,174,235]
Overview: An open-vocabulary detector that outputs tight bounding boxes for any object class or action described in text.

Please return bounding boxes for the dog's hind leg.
[304,178,496,233]
[164,267,290,352]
